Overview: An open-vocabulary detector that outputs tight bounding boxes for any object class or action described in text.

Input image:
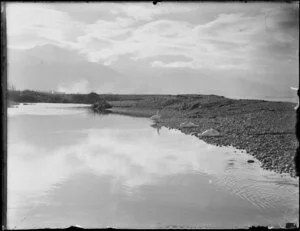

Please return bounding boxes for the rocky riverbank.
[107,94,298,177]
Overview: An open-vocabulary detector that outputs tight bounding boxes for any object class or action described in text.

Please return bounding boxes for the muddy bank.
[107,95,298,177]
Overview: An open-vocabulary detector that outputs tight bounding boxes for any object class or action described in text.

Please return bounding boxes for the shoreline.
[9,93,298,177]
[107,96,298,178]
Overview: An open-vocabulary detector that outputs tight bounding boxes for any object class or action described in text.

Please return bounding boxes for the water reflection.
[9,126,232,190]
[7,104,299,229]
[8,103,91,116]
[150,123,162,135]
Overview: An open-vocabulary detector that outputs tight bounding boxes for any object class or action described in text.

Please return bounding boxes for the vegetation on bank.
[8,89,175,104]
[91,100,112,112]
[8,90,104,104]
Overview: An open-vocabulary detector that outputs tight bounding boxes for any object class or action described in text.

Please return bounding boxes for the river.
[7,103,299,229]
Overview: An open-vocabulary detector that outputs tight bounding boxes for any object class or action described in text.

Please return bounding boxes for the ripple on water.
[212,154,299,226]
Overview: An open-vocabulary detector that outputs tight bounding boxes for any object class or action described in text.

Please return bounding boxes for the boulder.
[180,121,199,128]
[285,223,297,229]
[199,128,220,137]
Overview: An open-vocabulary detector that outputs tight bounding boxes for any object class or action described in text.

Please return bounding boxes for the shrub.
[92,100,112,112]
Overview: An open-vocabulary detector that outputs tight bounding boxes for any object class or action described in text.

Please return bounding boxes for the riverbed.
[7,103,299,229]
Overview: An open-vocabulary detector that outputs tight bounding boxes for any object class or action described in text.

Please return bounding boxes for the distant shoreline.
[7,89,298,104]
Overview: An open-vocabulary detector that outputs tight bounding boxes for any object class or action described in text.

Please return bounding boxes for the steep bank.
[108,95,298,177]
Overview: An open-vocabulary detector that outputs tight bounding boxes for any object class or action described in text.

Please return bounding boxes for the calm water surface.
[7,103,299,229]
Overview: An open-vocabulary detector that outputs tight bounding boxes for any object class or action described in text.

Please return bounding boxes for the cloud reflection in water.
[7,105,299,228]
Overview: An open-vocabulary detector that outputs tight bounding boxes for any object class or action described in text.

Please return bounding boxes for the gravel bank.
[107,95,298,177]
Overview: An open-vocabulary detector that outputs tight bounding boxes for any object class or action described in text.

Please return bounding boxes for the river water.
[7,103,299,229]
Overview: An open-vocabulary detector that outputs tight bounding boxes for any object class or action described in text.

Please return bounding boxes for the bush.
[86,92,100,103]
[92,100,112,112]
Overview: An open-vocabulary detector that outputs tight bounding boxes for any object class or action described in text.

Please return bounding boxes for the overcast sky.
[6,2,299,99]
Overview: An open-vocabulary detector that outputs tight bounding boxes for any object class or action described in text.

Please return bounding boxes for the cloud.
[77,36,114,56]
[132,19,193,45]
[7,3,298,70]
[83,17,135,40]
[57,79,90,93]
[6,2,298,96]
[112,3,197,21]
[152,60,197,69]
[73,17,138,63]
[8,126,229,199]
[8,31,49,49]
[79,8,296,70]
[194,13,259,44]
[6,3,84,49]
[126,17,255,70]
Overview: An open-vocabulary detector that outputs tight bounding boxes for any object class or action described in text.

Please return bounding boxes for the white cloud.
[133,19,193,42]
[6,2,298,73]
[113,3,197,21]
[69,8,296,70]
[84,17,135,40]
[126,17,254,69]
[6,3,85,49]
[8,127,230,197]
[74,17,137,63]
[57,79,90,93]
[152,60,197,69]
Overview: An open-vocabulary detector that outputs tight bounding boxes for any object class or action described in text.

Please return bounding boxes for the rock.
[66,225,84,230]
[199,128,220,137]
[247,160,255,163]
[268,225,281,229]
[180,121,199,128]
[285,222,297,229]
[249,225,268,230]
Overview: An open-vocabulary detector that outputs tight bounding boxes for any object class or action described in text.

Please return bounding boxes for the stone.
[180,121,199,128]
[199,128,220,137]
[285,223,297,229]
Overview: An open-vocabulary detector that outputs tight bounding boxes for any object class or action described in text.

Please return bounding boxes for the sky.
[5,2,299,100]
